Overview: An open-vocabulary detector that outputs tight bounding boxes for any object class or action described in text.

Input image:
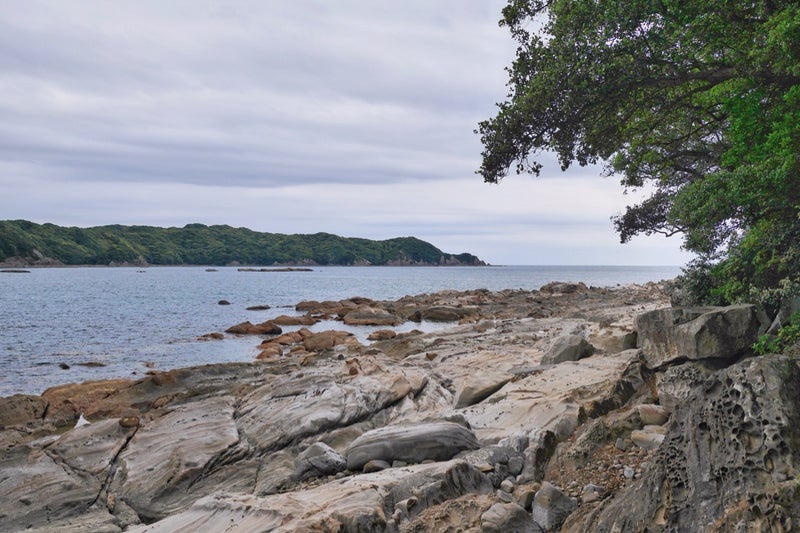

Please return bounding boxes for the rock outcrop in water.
[3,281,798,532]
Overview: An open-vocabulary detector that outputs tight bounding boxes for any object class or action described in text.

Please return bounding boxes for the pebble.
[500,479,515,493]
[623,466,635,479]
[497,489,514,503]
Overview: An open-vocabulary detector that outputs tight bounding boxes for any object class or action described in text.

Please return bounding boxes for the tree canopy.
[478,0,800,306]
[0,221,485,267]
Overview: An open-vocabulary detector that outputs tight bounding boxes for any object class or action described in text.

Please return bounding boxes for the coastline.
[4,279,784,530]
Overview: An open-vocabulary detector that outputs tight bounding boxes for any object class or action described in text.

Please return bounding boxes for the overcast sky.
[0,0,692,265]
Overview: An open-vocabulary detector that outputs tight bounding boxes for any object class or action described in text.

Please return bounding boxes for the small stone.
[623,466,635,479]
[119,416,140,428]
[392,460,408,468]
[362,459,391,473]
[497,489,514,503]
[506,455,524,476]
[500,479,515,493]
[218,300,231,305]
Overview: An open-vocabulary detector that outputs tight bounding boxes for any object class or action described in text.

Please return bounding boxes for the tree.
[478,0,800,306]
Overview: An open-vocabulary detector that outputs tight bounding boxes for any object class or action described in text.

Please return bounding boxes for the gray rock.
[0,445,101,531]
[541,334,595,365]
[346,421,480,471]
[363,459,391,473]
[631,429,665,450]
[110,396,240,521]
[637,403,671,426]
[656,362,709,410]
[454,372,512,408]
[500,478,515,493]
[292,442,347,481]
[636,305,767,368]
[519,429,557,483]
[575,354,800,531]
[531,481,577,531]
[481,502,543,533]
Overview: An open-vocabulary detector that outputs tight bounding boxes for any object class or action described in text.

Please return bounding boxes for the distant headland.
[0,220,486,267]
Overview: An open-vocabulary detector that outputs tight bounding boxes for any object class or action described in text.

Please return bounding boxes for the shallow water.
[0,265,680,396]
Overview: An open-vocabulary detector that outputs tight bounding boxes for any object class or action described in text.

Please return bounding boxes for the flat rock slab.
[127,460,491,532]
[237,369,425,453]
[461,350,640,443]
[111,395,239,520]
[0,445,100,531]
[49,418,137,476]
[346,421,481,471]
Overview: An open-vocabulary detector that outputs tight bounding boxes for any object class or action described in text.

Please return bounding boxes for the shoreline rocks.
[3,281,797,532]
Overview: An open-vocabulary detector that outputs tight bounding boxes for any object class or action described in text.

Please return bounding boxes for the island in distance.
[0,220,486,267]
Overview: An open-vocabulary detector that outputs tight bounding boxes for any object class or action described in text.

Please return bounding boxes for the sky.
[0,0,693,265]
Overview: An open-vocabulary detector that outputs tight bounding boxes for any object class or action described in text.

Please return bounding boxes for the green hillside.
[0,220,485,267]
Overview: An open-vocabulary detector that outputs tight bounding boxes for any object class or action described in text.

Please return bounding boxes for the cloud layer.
[0,1,691,265]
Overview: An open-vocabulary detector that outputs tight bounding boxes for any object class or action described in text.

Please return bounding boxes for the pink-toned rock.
[270,315,318,326]
[303,330,358,352]
[637,404,671,426]
[343,307,402,326]
[367,329,397,341]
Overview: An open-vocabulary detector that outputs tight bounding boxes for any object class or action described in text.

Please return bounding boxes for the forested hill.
[0,220,486,267]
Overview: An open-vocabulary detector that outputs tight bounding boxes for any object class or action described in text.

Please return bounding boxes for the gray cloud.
[0,1,691,265]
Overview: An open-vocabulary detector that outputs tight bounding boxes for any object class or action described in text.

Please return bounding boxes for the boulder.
[0,394,47,427]
[367,329,397,341]
[540,281,588,294]
[637,403,671,426]
[270,314,318,326]
[302,330,357,352]
[420,306,475,322]
[636,305,767,368]
[225,321,282,335]
[531,481,577,531]
[481,502,543,533]
[292,442,347,481]
[540,334,595,365]
[342,306,402,326]
[346,421,481,471]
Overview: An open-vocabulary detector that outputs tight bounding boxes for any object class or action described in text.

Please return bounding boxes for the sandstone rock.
[531,481,577,531]
[127,460,492,532]
[270,314,318,326]
[225,320,282,335]
[454,372,512,408]
[367,329,397,341]
[302,329,357,352]
[541,334,595,364]
[363,459,391,473]
[577,354,800,531]
[0,394,46,427]
[49,418,137,476]
[637,403,671,426]
[0,445,101,531]
[656,362,709,410]
[343,306,402,326]
[292,442,347,481]
[630,429,665,450]
[111,395,240,521]
[636,305,767,368]
[540,281,588,294]
[481,501,543,533]
[421,306,476,322]
[346,421,481,471]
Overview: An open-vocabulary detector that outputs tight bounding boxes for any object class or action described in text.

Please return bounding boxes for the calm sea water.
[0,265,680,396]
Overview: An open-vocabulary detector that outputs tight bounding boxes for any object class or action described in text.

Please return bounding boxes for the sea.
[0,265,681,397]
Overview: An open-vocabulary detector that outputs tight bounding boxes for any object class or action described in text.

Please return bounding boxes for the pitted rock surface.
[575,354,800,532]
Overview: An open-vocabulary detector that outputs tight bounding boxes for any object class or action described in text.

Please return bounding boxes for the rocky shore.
[1,281,797,532]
